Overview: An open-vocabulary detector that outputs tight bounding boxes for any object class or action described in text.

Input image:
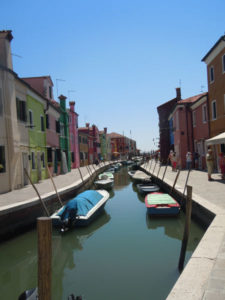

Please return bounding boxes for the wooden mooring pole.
[170,169,181,195]
[24,168,50,216]
[156,164,161,178]
[47,166,63,207]
[178,185,193,271]
[148,159,153,172]
[161,159,169,182]
[78,167,84,184]
[152,161,157,174]
[183,169,191,197]
[38,217,52,300]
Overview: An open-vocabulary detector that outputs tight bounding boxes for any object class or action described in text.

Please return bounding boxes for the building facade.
[68,101,80,169]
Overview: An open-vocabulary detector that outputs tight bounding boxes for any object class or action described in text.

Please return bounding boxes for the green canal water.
[0,167,205,300]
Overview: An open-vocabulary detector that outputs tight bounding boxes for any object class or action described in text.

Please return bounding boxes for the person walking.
[219,152,225,180]
[194,151,199,170]
[186,151,192,170]
[206,148,214,181]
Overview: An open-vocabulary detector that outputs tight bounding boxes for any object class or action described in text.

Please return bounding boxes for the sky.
[1,0,225,152]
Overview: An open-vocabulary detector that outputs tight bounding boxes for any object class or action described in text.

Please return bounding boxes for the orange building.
[202,35,225,167]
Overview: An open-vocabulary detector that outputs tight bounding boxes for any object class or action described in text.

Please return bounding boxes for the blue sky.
[1,0,225,151]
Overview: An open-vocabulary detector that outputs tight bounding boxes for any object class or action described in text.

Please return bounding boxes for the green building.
[59,95,71,172]
[27,91,47,183]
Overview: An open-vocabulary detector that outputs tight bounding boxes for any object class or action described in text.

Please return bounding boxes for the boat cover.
[146,194,177,205]
[58,190,103,221]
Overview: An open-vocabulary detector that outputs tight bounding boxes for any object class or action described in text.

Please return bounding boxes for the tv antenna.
[56,78,66,97]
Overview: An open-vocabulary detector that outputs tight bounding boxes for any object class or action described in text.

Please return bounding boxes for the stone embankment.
[0,162,112,240]
[141,160,225,300]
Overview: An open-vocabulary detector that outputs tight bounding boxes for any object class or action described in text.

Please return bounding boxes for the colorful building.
[99,128,108,160]
[78,130,89,166]
[68,101,80,169]
[22,76,61,175]
[59,95,71,173]
[168,92,208,169]
[108,132,137,159]
[202,35,225,168]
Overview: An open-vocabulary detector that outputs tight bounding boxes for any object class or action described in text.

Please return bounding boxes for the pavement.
[0,160,225,299]
[141,160,225,300]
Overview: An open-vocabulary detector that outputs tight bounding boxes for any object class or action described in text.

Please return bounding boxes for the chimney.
[0,30,13,70]
[58,94,67,110]
[176,87,181,101]
[86,123,90,128]
[104,127,107,134]
[69,101,75,112]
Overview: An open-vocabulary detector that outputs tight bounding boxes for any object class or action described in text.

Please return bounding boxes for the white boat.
[132,170,151,183]
[128,170,136,178]
[99,172,114,180]
[94,178,114,190]
[137,183,160,194]
[51,190,110,231]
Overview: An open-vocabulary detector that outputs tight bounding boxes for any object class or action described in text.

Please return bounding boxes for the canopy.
[206,132,225,146]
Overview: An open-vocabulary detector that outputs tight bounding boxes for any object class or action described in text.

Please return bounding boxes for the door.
[37,152,42,181]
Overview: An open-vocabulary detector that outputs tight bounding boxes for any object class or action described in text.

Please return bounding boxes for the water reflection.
[113,167,130,190]
[146,212,202,251]
[52,211,111,299]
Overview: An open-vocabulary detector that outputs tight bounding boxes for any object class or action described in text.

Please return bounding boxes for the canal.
[0,166,205,300]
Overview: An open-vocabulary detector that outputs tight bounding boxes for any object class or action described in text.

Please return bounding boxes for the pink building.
[68,101,80,168]
[168,92,209,169]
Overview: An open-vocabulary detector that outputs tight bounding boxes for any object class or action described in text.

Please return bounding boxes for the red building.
[108,132,137,159]
[168,92,209,169]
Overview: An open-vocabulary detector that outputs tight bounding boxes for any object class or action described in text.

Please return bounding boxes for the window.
[31,152,35,169]
[222,54,225,73]
[192,111,196,127]
[56,149,61,162]
[29,110,33,127]
[41,152,45,168]
[212,100,217,120]
[40,115,45,131]
[46,114,49,129]
[0,146,6,173]
[71,152,75,163]
[47,148,52,162]
[210,66,214,83]
[16,98,27,122]
[202,104,207,123]
[55,120,60,133]
[49,86,52,99]
[80,152,83,160]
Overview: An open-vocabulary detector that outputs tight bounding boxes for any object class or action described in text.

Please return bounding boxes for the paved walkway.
[141,160,225,300]
[0,160,225,299]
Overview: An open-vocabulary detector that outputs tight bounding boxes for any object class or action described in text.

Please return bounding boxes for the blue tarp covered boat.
[51,190,109,230]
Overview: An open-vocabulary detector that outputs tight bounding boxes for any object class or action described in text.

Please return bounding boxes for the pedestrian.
[219,152,225,180]
[168,150,174,167]
[194,151,199,169]
[172,152,177,172]
[206,148,214,181]
[186,151,192,170]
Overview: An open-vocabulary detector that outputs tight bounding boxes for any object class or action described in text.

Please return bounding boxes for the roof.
[157,97,177,110]
[177,92,207,104]
[22,75,54,86]
[108,132,124,138]
[202,35,225,62]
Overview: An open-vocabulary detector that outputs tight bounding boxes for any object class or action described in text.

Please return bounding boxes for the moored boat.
[128,170,136,178]
[51,190,110,230]
[132,170,151,183]
[137,183,160,194]
[99,172,114,180]
[145,192,180,216]
[94,178,114,190]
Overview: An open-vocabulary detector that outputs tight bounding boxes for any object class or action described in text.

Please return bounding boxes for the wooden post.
[183,169,191,197]
[152,161,157,174]
[178,186,192,271]
[149,159,153,172]
[170,169,181,195]
[38,217,52,300]
[86,165,92,178]
[78,167,84,184]
[161,159,169,182]
[156,164,161,178]
[24,168,50,216]
[47,166,63,207]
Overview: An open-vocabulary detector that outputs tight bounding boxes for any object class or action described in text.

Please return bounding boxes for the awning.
[206,132,225,146]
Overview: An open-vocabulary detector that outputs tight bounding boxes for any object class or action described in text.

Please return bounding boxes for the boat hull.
[51,190,110,228]
[145,193,180,217]
[137,183,160,194]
